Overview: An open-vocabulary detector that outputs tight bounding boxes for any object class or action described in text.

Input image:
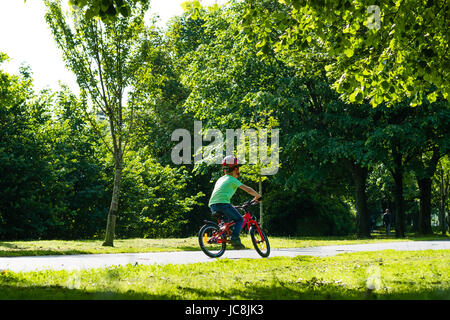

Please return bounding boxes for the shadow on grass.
[0,284,175,300]
[1,280,448,300]
[0,249,96,257]
[167,246,199,251]
[176,280,450,300]
[0,241,202,257]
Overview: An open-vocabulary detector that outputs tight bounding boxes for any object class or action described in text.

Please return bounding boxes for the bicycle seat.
[211,211,225,220]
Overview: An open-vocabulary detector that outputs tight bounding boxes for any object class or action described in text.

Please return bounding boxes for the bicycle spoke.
[199,224,226,258]
[260,241,266,251]
[250,226,270,257]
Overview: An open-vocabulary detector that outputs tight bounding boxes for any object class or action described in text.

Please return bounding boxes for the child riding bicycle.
[208,155,261,249]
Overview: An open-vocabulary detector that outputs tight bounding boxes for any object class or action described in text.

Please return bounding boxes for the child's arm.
[239,184,262,202]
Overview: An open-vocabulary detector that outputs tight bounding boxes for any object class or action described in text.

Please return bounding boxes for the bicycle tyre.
[249,226,270,257]
[198,224,226,258]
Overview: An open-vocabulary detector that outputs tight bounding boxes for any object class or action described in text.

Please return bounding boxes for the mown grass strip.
[1,233,447,257]
[0,250,449,300]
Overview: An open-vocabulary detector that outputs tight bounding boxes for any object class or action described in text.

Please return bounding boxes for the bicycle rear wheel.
[249,226,270,257]
[198,224,226,258]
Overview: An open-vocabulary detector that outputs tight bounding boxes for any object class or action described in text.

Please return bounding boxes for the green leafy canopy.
[239,0,449,107]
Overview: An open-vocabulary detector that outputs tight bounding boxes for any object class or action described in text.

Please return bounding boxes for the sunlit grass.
[0,250,448,300]
[0,233,447,256]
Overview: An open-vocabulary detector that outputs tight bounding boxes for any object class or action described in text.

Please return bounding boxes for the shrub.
[263,188,355,236]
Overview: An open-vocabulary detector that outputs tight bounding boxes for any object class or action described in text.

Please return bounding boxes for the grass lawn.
[0,232,448,257]
[0,249,448,300]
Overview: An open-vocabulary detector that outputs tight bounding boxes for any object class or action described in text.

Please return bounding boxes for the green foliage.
[263,188,355,236]
[117,148,205,238]
[178,2,282,179]
[0,62,203,240]
[168,2,449,238]
[2,0,449,241]
[67,0,145,22]
[0,63,109,239]
[43,88,110,239]
[240,0,449,107]
[44,0,154,146]
[44,0,165,245]
[0,59,55,239]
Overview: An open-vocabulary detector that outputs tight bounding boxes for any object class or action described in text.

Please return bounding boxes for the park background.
[0,0,449,244]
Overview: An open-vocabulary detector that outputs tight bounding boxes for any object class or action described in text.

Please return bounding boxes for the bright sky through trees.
[0,0,222,93]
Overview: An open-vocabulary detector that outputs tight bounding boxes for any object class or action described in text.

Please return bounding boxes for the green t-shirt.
[208,175,243,206]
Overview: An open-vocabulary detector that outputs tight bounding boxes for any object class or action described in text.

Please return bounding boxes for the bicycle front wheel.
[198,224,226,258]
[249,226,270,257]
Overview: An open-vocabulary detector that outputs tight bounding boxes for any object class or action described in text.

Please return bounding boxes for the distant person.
[382,209,392,235]
[370,215,376,234]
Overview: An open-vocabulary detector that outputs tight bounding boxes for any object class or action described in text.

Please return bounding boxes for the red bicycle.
[198,199,270,258]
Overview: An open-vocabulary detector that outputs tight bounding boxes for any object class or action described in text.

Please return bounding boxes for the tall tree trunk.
[102,157,123,247]
[411,203,419,232]
[350,162,370,238]
[392,170,405,237]
[415,148,440,235]
[392,152,405,238]
[439,199,446,236]
[437,161,449,236]
[417,177,433,235]
[442,177,449,235]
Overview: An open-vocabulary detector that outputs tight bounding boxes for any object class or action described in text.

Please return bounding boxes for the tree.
[289,79,373,238]
[408,99,450,234]
[117,147,204,238]
[0,56,55,239]
[179,3,282,179]
[367,102,424,237]
[45,87,111,239]
[181,0,449,238]
[44,0,157,246]
[240,0,449,107]
[67,0,144,21]
[411,149,440,235]
[178,3,356,236]
[433,156,449,235]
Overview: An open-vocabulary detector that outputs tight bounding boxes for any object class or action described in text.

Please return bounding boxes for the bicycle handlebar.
[234,197,262,211]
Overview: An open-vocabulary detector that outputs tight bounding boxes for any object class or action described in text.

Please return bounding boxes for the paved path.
[1,241,449,272]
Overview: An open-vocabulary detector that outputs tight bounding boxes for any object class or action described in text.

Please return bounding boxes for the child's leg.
[220,204,244,241]
[209,203,244,241]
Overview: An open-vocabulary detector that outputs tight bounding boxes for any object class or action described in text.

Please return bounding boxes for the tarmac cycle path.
[1,240,449,272]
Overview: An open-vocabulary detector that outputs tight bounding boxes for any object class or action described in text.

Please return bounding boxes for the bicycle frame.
[208,207,265,244]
